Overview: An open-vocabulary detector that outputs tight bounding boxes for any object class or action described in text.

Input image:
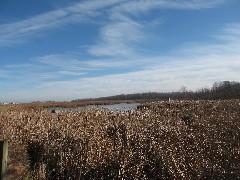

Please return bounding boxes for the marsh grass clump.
[26,140,45,175]
[0,100,240,179]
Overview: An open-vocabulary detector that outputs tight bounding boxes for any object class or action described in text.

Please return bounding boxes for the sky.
[0,0,240,102]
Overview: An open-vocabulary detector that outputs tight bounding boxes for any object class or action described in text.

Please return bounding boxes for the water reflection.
[47,103,141,112]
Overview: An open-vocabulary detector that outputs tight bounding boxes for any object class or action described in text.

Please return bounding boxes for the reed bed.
[0,100,239,179]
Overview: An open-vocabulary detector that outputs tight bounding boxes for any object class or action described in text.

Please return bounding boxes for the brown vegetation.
[0,100,240,179]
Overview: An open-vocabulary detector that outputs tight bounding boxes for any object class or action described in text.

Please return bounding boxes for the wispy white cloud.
[58,71,87,76]
[0,0,226,47]
[25,22,240,101]
[213,23,240,43]
[81,59,125,68]
[4,23,238,103]
[35,54,86,70]
[35,54,124,71]
[35,52,152,70]
[12,56,235,102]
[1,0,238,102]
[0,0,125,46]
[88,15,145,57]
[177,23,240,57]
[88,0,226,58]
[224,23,240,36]
[112,0,226,15]
[0,70,10,77]
[0,55,87,87]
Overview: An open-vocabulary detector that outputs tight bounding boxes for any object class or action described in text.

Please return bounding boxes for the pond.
[47,103,141,113]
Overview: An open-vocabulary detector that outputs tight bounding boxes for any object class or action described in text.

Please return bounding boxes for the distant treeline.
[73,81,240,102]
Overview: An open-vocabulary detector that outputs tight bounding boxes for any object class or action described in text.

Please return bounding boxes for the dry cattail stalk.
[0,100,239,179]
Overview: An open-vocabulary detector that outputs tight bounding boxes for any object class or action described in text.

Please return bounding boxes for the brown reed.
[0,100,239,179]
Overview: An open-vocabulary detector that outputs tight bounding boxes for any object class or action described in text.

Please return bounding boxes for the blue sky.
[0,0,240,102]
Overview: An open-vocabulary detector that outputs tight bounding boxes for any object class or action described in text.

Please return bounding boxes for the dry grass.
[0,100,239,179]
